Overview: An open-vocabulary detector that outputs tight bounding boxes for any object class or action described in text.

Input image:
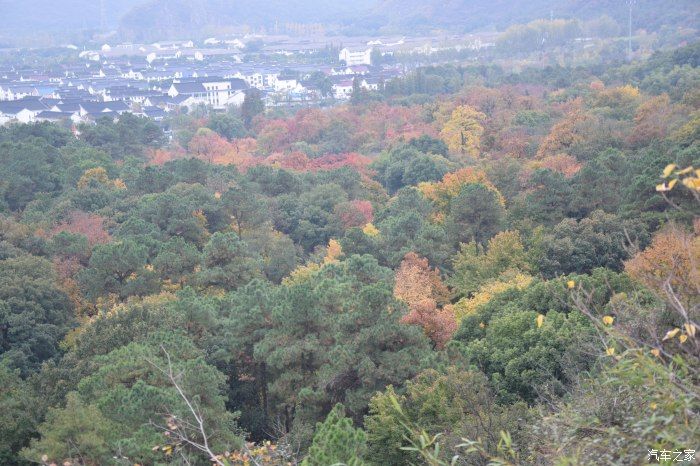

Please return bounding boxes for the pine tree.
[302,404,366,466]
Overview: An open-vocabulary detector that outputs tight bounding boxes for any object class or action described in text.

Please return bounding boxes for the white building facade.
[339,48,373,66]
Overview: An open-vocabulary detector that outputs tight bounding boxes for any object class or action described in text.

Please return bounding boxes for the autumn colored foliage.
[50,211,111,247]
[440,105,486,158]
[536,104,588,159]
[449,272,533,321]
[335,200,374,228]
[418,166,505,211]
[3,38,700,466]
[625,226,700,307]
[394,252,455,348]
[526,153,582,178]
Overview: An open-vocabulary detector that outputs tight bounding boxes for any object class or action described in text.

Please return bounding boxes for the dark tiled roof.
[0,98,48,113]
[79,101,129,113]
[144,95,170,104]
[172,82,206,94]
[85,111,120,120]
[55,102,82,112]
[36,111,76,120]
[170,95,190,104]
[143,106,166,118]
[229,78,248,90]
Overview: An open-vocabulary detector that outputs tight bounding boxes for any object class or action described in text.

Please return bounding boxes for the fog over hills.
[117,0,377,41]
[371,0,700,32]
[0,0,698,43]
[0,0,143,31]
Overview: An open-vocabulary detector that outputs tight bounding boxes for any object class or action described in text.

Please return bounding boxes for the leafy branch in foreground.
[388,391,522,466]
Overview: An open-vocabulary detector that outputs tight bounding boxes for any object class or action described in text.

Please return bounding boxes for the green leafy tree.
[318,121,353,154]
[0,140,63,211]
[57,143,116,188]
[0,364,41,465]
[241,88,265,128]
[274,183,347,252]
[248,255,431,441]
[244,228,298,284]
[619,144,697,225]
[536,210,649,278]
[48,231,90,262]
[22,392,116,465]
[152,237,201,284]
[510,169,574,227]
[219,280,277,438]
[364,367,530,466]
[449,230,531,298]
[408,135,449,157]
[0,122,72,147]
[79,239,159,301]
[208,113,247,140]
[197,232,263,290]
[79,113,163,159]
[373,145,450,194]
[446,183,505,246]
[302,403,367,466]
[0,255,74,375]
[131,183,214,245]
[569,149,627,216]
[307,71,334,98]
[359,188,452,268]
[453,301,596,403]
[24,333,240,465]
[222,183,271,239]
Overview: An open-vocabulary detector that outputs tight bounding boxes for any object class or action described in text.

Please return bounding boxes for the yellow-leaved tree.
[448,272,533,321]
[418,167,505,214]
[282,239,344,286]
[440,105,486,158]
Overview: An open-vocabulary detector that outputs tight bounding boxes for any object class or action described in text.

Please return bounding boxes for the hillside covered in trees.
[371,0,700,34]
[2,0,698,44]
[0,42,699,465]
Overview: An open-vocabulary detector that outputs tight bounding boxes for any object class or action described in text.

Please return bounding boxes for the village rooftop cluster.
[0,34,492,126]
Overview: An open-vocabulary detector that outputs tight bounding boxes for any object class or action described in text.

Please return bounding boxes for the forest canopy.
[0,39,699,466]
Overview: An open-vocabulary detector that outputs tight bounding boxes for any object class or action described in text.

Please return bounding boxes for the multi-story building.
[338,48,373,66]
[167,77,248,109]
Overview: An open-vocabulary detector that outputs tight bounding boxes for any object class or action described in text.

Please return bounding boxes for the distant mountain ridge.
[0,0,144,31]
[0,0,697,44]
[371,0,700,33]
[117,0,378,41]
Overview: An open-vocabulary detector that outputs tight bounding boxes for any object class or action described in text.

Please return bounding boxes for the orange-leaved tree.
[625,225,699,310]
[394,252,455,348]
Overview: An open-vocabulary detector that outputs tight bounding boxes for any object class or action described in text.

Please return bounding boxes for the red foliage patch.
[50,211,111,247]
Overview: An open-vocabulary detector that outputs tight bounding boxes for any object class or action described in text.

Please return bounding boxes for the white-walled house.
[0,99,50,123]
[122,69,145,80]
[0,107,34,123]
[0,85,39,101]
[360,77,381,91]
[333,79,354,99]
[225,90,246,106]
[274,77,300,92]
[35,111,82,124]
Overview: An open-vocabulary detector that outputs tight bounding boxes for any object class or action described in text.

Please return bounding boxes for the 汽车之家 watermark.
[647,449,695,463]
